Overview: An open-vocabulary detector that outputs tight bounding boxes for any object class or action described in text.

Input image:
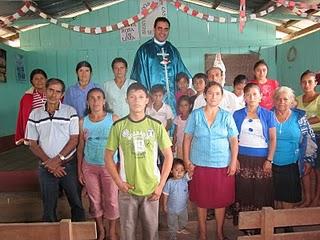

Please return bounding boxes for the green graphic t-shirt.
[106,115,172,196]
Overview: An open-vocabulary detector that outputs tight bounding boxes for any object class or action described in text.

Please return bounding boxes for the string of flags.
[0,1,159,34]
[170,0,280,24]
[272,0,320,22]
[0,0,319,35]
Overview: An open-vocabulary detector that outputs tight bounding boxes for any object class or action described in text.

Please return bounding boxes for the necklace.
[276,110,291,134]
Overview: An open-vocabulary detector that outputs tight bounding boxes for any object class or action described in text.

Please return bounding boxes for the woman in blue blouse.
[233,83,276,226]
[184,81,238,240]
[63,61,100,118]
[272,86,316,211]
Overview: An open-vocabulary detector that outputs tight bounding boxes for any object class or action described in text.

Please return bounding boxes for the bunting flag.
[0,0,319,35]
[273,0,320,22]
[0,1,31,28]
[0,1,159,34]
[274,0,320,11]
[239,0,246,32]
[170,0,280,24]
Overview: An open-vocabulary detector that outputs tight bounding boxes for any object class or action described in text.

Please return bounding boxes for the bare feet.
[297,200,312,208]
[310,198,320,207]
[97,228,105,240]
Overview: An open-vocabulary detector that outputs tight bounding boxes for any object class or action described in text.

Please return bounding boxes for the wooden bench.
[238,207,320,240]
[0,219,96,240]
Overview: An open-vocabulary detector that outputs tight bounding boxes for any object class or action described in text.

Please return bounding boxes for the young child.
[105,82,173,240]
[190,73,208,111]
[175,72,195,103]
[163,158,191,240]
[233,74,247,108]
[77,88,119,240]
[146,84,174,131]
[172,96,191,158]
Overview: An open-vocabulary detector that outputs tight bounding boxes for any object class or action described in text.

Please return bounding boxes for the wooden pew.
[0,219,96,240]
[238,207,320,240]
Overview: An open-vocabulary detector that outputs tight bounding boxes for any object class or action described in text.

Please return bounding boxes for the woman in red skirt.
[183,81,239,240]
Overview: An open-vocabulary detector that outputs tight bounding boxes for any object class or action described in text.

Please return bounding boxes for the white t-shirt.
[220,89,242,113]
[192,93,206,111]
[239,118,268,148]
[146,102,174,128]
[103,79,136,118]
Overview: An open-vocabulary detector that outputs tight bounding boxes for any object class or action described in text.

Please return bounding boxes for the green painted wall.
[1,1,279,137]
[20,1,278,86]
[276,31,320,95]
[0,43,30,137]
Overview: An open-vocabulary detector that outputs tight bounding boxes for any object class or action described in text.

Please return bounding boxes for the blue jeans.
[39,160,85,222]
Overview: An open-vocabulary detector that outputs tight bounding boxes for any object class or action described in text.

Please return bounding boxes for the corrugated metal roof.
[0,0,319,45]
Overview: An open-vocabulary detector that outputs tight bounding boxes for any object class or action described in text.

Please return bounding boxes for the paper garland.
[272,0,320,22]
[274,0,320,11]
[170,0,280,24]
[0,0,319,35]
[239,0,246,32]
[0,1,159,34]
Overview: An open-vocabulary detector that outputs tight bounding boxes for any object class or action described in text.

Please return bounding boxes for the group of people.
[14,16,320,240]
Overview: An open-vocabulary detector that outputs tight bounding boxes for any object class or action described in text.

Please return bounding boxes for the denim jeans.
[39,160,85,222]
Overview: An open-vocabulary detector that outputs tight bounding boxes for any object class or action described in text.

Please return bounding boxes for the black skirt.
[236,154,274,211]
[272,163,301,203]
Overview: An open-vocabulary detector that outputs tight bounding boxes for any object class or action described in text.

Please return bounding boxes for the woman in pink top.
[250,60,279,110]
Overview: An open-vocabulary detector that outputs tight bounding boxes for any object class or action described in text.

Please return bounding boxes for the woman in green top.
[296,70,320,207]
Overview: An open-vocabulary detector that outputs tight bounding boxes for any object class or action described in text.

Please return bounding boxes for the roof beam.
[253,1,275,13]
[211,0,221,9]
[83,0,92,12]
[276,26,295,34]
[283,23,320,41]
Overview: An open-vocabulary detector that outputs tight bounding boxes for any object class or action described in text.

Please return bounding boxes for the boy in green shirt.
[105,83,173,240]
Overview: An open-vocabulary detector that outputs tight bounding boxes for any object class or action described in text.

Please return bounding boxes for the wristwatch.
[58,154,66,161]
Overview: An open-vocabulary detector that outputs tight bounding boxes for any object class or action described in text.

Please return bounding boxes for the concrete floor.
[158,218,240,240]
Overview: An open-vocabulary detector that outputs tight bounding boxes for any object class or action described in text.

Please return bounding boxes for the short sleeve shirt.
[26,103,79,158]
[103,79,136,118]
[250,79,279,110]
[106,116,172,196]
[296,95,320,132]
[146,103,174,128]
[163,174,190,214]
[184,108,238,167]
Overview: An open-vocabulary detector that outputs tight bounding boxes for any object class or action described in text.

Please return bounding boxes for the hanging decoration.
[273,0,320,11]
[0,1,159,34]
[0,0,319,35]
[239,0,246,32]
[272,0,320,22]
[170,0,280,24]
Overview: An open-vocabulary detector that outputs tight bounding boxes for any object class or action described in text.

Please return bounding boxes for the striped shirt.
[26,103,79,159]
[32,91,46,109]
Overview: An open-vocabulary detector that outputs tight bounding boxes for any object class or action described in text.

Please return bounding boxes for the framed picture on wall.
[0,49,6,83]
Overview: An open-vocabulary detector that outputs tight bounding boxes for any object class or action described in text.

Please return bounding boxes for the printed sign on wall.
[120,23,140,42]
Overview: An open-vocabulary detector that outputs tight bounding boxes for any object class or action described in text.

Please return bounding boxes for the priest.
[130,17,191,113]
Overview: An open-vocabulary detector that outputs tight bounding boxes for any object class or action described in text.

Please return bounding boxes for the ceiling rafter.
[83,0,93,12]
[211,0,221,9]
[284,22,320,41]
